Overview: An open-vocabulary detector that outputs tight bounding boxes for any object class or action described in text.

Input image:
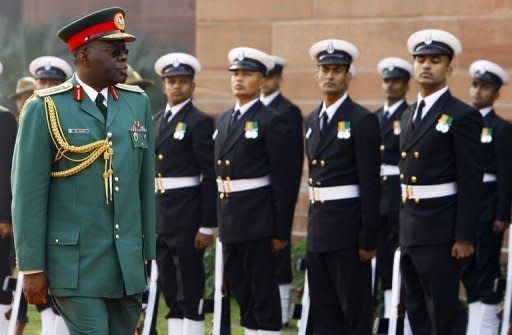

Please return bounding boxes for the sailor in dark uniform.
[214,47,298,335]
[153,52,217,335]
[305,39,381,335]
[260,54,304,327]
[463,59,512,335]
[0,59,18,332]
[399,29,482,335]
[374,56,412,317]
[29,55,73,90]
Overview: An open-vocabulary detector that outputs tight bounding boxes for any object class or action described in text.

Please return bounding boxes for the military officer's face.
[382,78,409,103]
[230,69,263,101]
[413,54,452,90]
[470,81,500,109]
[79,40,129,86]
[162,76,195,106]
[261,74,282,96]
[35,78,63,90]
[316,64,351,97]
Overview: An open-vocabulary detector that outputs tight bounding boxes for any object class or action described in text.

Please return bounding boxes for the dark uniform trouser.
[223,238,281,331]
[376,212,399,291]
[401,244,465,335]
[462,222,503,304]
[0,236,12,305]
[275,244,292,284]
[307,248,372,335]
[156,234,205,320]
[54,294,142,335]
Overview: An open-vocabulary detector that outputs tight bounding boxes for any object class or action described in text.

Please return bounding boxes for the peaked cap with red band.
[57,7,136,52]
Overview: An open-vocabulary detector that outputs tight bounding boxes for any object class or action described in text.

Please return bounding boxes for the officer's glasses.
[86,46,129,58]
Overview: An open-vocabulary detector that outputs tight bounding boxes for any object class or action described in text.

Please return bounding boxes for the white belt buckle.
[309,187,320,203]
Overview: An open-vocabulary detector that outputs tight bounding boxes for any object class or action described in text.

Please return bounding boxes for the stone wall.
[194,0,512,236]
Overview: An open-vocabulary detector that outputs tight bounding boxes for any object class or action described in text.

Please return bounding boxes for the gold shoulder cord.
[44,96,114,204]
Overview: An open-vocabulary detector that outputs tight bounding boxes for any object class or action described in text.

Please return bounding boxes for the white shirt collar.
[479,106,493,118]
[320,92,348,121]
[75,74,108,106]
[383,99,404,117]
[235,97,260,116]
[165,98,191,120]
[260,90,280,106]
[415,86,449,118]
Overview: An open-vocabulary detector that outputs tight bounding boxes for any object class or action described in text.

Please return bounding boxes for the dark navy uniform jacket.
[399,90,482,246]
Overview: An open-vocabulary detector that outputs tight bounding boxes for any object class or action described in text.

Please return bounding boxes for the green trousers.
[54,294,142,335]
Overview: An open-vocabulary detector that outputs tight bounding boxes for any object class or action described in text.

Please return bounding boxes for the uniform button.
[160,189,166,194]
[114,176,119,182]
[308,178,313,184]
[217,160,222,166]
[382,176,388,181]
[107,132,113,138]
[55,239,59,243]
[157,172,162,177]
[115,234,120,240]
[114,186,120,192]
[158,154,164,160]
[411,176,417,184]
[312,160,317,166]
[225,160,230,167]
[220,193,225,199]
[115,224,119,229]
[414,151,420,159]
[415,198,420,204]
[400,174,404,181]
[401,152,407,159]
[315,181,321,186]
[380,145,385,152]
[320,160,325,167]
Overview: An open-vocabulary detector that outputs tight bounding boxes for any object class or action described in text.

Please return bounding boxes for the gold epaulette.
[115,83,144,93]
[35,81,73,97]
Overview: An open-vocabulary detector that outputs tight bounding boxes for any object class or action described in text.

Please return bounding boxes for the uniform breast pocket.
[66,131,94,146]
[129,130,149,149]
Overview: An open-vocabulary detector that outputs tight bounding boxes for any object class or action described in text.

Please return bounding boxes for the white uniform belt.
[483,173,497,183]
[155,176,201,192]
[381,164,400,176]
[401,182,457,200]
[308,184,360,202]
[217,175,271,193]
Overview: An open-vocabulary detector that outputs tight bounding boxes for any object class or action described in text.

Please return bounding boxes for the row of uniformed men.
[3,16,511,335]
[147,28,512,335]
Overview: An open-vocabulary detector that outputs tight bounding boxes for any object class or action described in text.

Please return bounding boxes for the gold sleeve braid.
[43,96,114,204]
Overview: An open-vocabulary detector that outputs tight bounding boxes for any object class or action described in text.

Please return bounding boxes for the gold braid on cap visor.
[44,96,114,204]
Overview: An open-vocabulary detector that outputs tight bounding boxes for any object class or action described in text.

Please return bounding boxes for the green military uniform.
[11,7,155,335]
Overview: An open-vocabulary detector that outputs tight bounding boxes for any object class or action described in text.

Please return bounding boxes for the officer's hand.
[493,220,509,234]
[451,241,474,259]
[358,249,376,262]
[194,232,213,250]
[0,222,12,239]
[23,272,48,305]
[271,238,288,252]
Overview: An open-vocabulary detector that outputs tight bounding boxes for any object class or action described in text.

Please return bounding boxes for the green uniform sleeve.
[12,98,53,271]
[140,96,156,260]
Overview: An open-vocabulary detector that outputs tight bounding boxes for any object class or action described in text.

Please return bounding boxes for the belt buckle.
[156,177,165,194]
[309,187,320,203]
[222,178,231,194]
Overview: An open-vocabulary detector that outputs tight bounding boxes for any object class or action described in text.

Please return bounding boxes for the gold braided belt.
[44,96,114,204]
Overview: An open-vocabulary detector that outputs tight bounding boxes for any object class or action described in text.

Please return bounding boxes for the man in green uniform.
[11,7,156,335]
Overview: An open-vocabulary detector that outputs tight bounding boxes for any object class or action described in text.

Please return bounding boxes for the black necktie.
[413,100,425,130]
[95,94,107,120]
[320,112,329,134]
[229,109,241,133]
[165,110,173,123]
[384,110,390,119]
